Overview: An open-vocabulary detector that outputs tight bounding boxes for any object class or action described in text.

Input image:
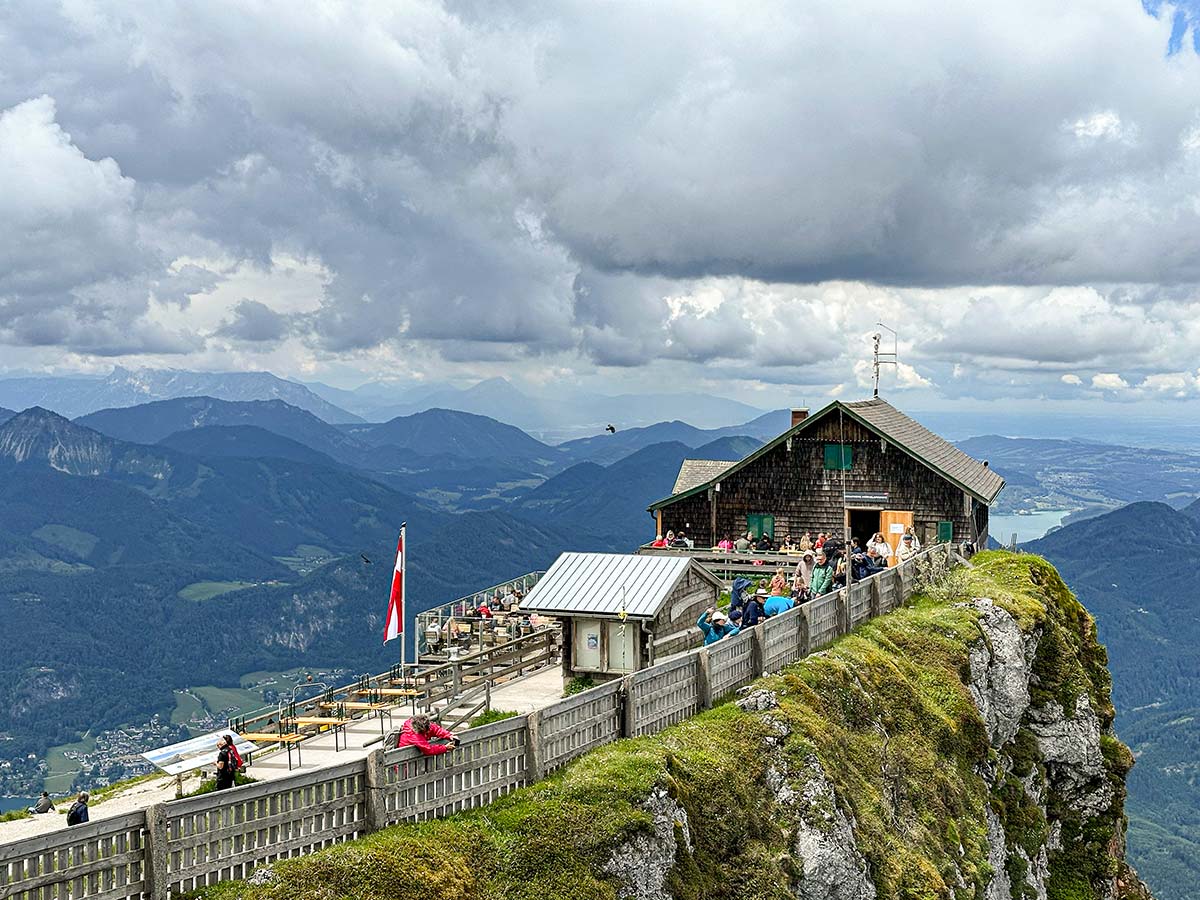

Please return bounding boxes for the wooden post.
[144,803,170,900]
[750,624,765,676]
[798,604,811,657]
[621,675,637,737]
[452,661,462,698]
[870,577,883,618]
[526,710,543,781]
[836,589,850,637]
[364,748,388,832]
[697,649,713,711]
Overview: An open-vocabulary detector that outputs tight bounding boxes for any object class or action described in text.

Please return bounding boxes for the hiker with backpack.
[215,736,237,790]
[224,734,245,772]
[66,792,89,826]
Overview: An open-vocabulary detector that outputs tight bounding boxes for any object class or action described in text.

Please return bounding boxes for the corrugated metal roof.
[672,459,739,495]
[521,552,718,618]
[843,398,1005,503]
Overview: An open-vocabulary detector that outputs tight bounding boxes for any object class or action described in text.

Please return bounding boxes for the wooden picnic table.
[238,732,305,770]
[361,687,419,697]
[319,700,394,736]
[283,716,352,752]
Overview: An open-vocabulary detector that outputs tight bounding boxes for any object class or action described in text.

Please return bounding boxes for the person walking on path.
[214,736,236,791]
[397,715,459,755]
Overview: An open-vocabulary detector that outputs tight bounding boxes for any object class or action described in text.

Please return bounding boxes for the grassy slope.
[196,553,1146,900]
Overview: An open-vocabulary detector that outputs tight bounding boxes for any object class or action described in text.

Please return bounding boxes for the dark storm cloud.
[4,0,1200,400]
[218,299,290,342]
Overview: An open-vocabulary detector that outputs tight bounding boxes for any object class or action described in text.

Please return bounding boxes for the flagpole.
[399,523,407,684]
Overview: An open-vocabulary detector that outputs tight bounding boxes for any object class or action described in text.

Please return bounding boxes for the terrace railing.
[415,571,547,658]
[0,544,957,900]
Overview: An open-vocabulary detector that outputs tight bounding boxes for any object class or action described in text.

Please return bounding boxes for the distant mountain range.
[158,425,343,466]
[957,434,1200,516]
[0,367,361,423]
[79,396,367,461]
[344,407,560,466]
[1027,500,1200,900]
[0,398,771,767]
[557,409,789,465]
[304,375,769,436]
[0,368,783,440]
[0,407,580,761]
[511,435,763,546]
[71,395,782,513]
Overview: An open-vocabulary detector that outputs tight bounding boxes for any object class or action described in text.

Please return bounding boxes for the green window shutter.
[746,514,775,539]
[823,443,853,470]
[937,521,953,543]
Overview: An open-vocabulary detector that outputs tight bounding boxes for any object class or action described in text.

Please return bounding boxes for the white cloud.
[5,0,1200,407]
[1091,372,1130,390]
[1068,110,1130,141]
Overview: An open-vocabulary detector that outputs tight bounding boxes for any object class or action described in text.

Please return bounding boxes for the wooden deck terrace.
[636,543,813,581]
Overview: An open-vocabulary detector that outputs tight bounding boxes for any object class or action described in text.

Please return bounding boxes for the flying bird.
[360,554,372,564]
[605,424,616,434]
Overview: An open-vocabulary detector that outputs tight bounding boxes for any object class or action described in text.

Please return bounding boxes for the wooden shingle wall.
[660,417,976,546]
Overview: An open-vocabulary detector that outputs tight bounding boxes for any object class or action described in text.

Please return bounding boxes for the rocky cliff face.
[199,552,1153,900]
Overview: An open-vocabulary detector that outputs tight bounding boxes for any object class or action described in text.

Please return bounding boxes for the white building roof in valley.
[521,552,720,619]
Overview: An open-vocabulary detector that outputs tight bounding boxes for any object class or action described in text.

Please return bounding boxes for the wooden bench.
[283,716,352,752]
[237,732,305,770]
[319,700,394,736]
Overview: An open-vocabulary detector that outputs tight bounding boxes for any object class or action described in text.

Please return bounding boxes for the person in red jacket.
[396,715,459,755]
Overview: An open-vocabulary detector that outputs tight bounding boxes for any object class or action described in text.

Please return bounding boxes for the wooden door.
[879,510,914,561]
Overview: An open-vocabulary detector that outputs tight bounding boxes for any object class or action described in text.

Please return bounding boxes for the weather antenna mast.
[872,323,898,398]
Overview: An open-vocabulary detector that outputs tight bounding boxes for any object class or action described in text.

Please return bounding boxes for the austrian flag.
[384,524,405,644]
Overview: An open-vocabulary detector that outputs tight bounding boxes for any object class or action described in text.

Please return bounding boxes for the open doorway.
[846,508,881,550]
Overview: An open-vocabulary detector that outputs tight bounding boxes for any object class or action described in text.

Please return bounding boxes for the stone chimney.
[791,408,809,428]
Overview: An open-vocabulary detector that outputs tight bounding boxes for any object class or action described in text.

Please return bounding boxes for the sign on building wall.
[845,491,890,505]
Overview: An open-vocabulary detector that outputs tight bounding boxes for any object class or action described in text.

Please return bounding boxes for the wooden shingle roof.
[648,396,1005,510]
[843,398,1005,503]
[671,459,739,495]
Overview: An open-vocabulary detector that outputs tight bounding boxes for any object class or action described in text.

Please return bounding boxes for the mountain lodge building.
[648,397,1005,552]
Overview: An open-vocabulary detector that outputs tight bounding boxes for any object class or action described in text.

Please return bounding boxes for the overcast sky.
[4,0,1200,412]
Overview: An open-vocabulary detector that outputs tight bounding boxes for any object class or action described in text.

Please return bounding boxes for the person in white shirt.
[903,527,922,551]
[869,532,894,563]
[897,532,920,562]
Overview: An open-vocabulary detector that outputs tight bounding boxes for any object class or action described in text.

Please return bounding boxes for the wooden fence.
[0,544,955,900]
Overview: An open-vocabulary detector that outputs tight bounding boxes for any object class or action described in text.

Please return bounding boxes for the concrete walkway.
[0,667,566,844]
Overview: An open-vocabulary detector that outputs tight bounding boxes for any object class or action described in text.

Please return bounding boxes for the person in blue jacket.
[697,607,739,644]
[742,590,764,627]
[763,590,794,618]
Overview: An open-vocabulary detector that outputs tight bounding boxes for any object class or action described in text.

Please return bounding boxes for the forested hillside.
[0,409,574,764]
[1029,502,1200,899]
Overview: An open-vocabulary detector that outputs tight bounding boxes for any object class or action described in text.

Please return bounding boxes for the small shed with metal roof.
[648,397,1005,555]
[522,551,724,681]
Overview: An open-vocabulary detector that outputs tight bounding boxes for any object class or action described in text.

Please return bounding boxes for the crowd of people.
[695,526,925,644]
[425,585,550,653]
[656,527,922,560]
